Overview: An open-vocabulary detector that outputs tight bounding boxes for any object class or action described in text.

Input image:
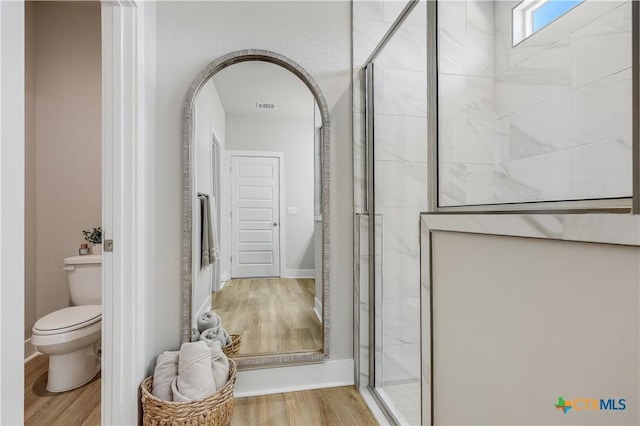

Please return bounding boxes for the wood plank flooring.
[25,356,376,425]
[24,355,100,425]
[212,278,322,355]
[231,386,378,426]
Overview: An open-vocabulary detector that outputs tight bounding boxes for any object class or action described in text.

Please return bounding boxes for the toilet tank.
[64,254,102,305]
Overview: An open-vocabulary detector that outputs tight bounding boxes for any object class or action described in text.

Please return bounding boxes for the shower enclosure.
[360,1,428,424]
[357,0,633,424]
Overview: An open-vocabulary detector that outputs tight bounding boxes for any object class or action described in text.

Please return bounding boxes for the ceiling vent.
[256,102,277,110]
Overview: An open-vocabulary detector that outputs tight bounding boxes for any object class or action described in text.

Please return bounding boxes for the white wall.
[193,78,226,323]
[430,231,639,425]
[25,1,101,339]
[0,0,25,422]
[154,0,353,361]
[226,113,315,275]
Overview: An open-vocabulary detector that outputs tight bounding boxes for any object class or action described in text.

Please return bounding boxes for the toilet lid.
[33,305,102,335]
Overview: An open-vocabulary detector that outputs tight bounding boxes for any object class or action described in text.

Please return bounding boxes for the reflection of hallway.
[212,278,321,355]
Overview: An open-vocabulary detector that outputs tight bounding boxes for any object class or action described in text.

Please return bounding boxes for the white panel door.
[231,155,280,278]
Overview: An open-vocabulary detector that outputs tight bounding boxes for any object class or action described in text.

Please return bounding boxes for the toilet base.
[47,342,101,393]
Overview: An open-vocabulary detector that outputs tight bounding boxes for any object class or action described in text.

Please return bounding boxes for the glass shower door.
[366,2,428,423]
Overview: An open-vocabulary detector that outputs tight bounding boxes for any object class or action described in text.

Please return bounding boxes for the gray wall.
[154,0,353,359]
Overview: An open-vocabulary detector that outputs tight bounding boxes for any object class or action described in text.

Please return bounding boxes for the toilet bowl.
[32,305,102,392]
[31,254,102,392]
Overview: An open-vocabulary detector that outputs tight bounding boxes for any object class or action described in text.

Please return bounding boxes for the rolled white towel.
[151,351,179,401]
[191,327,200,342]
[210,341,230,391]
[199,326,228,348]
[173,341,216,401]
[197,311,221,332]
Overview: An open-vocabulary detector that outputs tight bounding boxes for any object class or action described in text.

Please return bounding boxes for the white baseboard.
[282,269,315,278]
[234,359,354,397]
[24,338,39,362]
[314,297,322,323]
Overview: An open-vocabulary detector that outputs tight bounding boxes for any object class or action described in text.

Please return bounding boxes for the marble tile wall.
[439,0,632,206]
[492,0,632,204]
[437,0,496,207]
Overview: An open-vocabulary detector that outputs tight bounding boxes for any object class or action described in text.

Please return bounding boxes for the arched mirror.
[182,51,330,367]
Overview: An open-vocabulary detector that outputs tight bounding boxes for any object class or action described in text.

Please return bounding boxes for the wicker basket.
[141,359,237,426]
[222,334,241,356]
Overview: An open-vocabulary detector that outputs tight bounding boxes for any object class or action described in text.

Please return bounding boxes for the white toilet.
[31,254,102,392]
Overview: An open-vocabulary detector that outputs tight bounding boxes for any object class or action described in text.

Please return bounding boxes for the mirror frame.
[181,50,331,367]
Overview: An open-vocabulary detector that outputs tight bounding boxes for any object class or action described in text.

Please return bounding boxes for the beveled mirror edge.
[181,49,331,367]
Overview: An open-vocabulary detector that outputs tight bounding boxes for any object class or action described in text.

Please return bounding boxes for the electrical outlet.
[287,207,297,215]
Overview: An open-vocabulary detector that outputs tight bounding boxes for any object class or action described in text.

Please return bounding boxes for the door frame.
[227,150,285,279]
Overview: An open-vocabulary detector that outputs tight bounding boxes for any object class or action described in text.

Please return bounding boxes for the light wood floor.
[212,278,322,355]
[24,354,101,425]
[231,386,378,426]
[25,356,376,426]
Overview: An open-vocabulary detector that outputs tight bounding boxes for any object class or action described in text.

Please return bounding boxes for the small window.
[513,0,584,45]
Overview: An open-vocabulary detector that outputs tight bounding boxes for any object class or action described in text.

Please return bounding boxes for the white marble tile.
[500,149,572,203]
[439,74,493,121]
[375,161,428,207]
[569,137,632,199]
[376,23,427,72]
[438,74,467,120]
[438,28,494,78]
[380,68,427,117]
[382,298,420,346]
[570,74,615,146]
[382,0,409,24]
[439,118,493,164]
[438,0,494,78]
[383,0,425,26]
[495,38,571,119]
[353,0,384,22]
[382,342,421,383]
[438,163,494,207]
[570,1,631,89]
[613,68,632,139]
[374,115,427,162]
[500,92,572,162]
[381,253,420,300]
[353,18,393,68]
[507,0,614,70]
[378,206,422,254]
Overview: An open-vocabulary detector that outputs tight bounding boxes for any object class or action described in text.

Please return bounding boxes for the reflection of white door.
[231,155,281,278]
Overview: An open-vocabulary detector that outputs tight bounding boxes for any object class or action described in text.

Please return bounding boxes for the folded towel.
[173,341,216,401]
[151,351,179,401]
[191,327,200,342]
[197,310,221,332]
[209,341,230,391]
[200,326,231,348]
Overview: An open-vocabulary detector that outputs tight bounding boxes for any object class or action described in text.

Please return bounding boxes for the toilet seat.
[33,305,101,336]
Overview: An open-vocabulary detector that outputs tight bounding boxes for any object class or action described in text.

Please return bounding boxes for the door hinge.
[104,239,114,252]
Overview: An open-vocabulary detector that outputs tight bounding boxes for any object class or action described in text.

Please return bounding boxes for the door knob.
[272,222,278,226]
